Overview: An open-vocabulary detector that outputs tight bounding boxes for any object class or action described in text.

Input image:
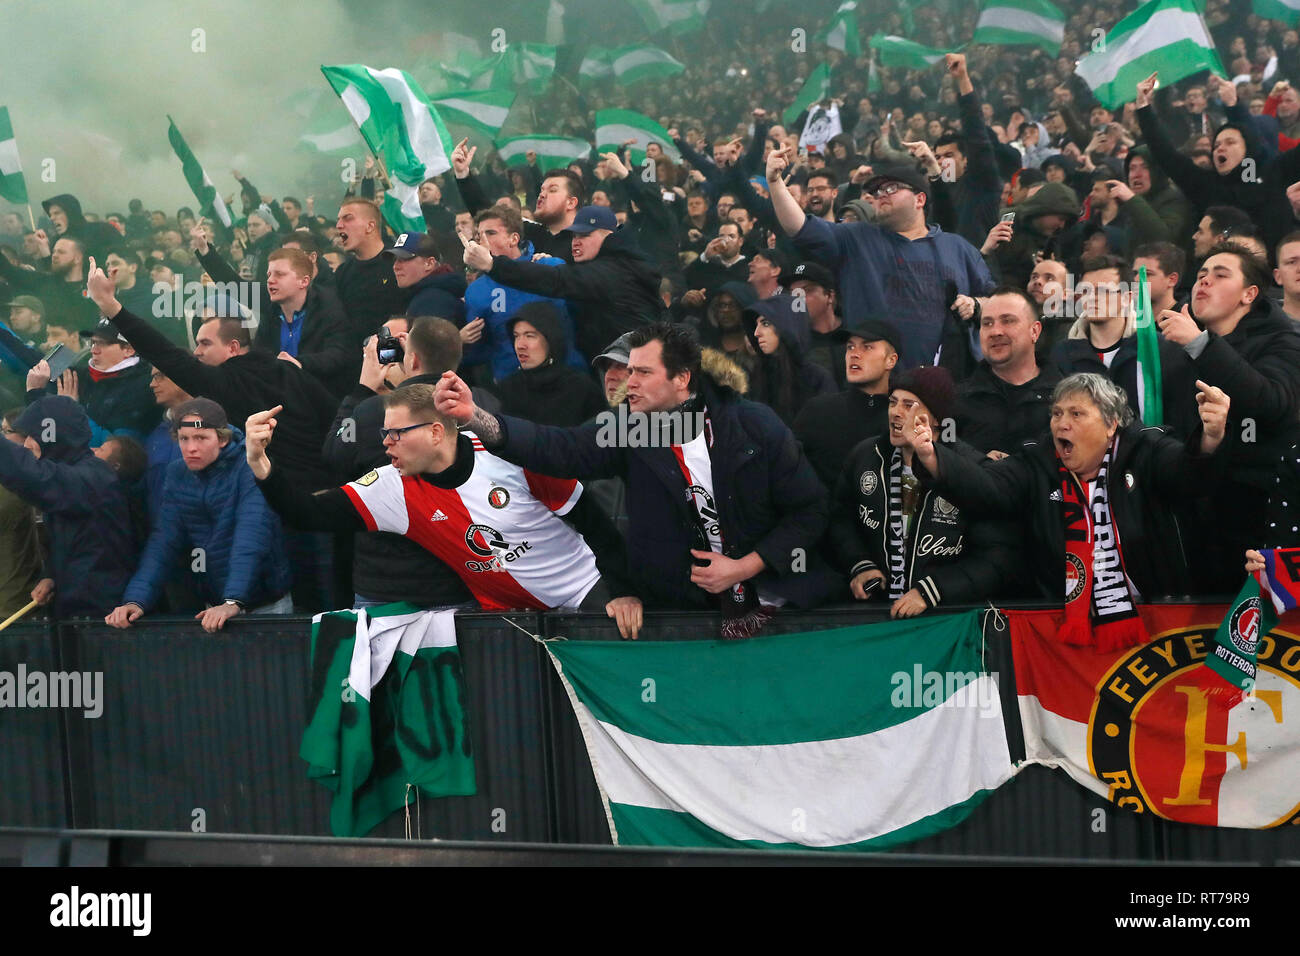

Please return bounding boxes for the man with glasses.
[246,385,640,635]
[767,147,994,374]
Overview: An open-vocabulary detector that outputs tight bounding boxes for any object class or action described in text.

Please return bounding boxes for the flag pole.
[25,204,35,230]
[0,599,39,632]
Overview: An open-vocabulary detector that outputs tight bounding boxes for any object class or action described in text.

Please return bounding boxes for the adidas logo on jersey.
[430,510,448,521]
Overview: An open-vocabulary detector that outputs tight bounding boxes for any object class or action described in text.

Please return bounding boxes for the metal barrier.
[2,606,1298,861]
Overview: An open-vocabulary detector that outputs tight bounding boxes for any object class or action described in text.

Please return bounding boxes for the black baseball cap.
[784,261,836,292]
[861,167,931,200]
[171,397,230,434]
[385,232,440,259]
[90,318,129,345]
[829,317,902,353]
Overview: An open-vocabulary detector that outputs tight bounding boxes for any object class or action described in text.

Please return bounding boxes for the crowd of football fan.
[3,0,1300,639]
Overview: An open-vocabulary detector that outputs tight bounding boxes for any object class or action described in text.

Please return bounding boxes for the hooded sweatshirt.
[0,396,138,617]
[743,294,837,426]
[42,193,124,264]
[992,181,1081,288]
[494,303,608,427]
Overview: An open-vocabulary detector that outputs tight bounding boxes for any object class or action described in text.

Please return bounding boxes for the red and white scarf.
[1058,437,1147,651]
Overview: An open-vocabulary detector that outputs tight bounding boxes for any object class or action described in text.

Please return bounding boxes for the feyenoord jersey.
[341,434,600,611]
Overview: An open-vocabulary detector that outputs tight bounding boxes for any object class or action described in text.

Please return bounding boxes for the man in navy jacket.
[0,396,138,617]
[433,321,840,627]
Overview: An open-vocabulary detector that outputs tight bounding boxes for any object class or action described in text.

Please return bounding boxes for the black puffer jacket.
[955,362,1062,455]
[918,424,1226,600]
[486,227,665,361]
[829,434,1021,607]
[0,397,138,617]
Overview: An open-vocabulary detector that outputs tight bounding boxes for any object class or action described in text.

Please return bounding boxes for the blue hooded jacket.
[0,396,138,617]
[122,426,291,611]
[462,240,585,381]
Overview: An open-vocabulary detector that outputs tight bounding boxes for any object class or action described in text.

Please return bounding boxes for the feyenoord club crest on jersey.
[487,486,510,509]
[860,471,877,495]
[1065,553,1086,602]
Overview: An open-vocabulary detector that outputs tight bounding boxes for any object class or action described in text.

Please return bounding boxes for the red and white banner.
[1008,606,1300,828]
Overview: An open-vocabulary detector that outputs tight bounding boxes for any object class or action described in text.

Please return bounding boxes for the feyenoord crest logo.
[1087,622,1300,826]
[860,471,878,495]
[1229,599,1262,655]
[487,486,510,509]
[933,496,957,517]
[1124,471,1135,490]
[465,523,508,557]
[1065,553,1086,602]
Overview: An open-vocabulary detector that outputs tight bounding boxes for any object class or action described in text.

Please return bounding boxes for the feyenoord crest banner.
[1008,605,1300,828]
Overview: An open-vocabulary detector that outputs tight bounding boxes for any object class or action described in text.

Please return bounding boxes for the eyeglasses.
[871,182,912,198]
[379,422,436,442]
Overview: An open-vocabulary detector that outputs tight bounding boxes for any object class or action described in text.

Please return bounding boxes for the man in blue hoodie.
[766,147,993,376]
[105,398,291,632]
[461,205,583,382]
[0,395,138,617]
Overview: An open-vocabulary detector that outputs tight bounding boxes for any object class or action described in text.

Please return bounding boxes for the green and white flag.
[609,44,685,86]
[595,108,682,164]
[819,1,863,57]
[1254,0,1300,24]
[0,107,28,205]
[1134,264,1163,426]
[286,88,363,156]
[430,89,516,142]
[166,116,231,227]
[973,0,1066,54]
[628,0,710,34]
[783,62,832,126]
[300,604,476,839]
[1075,0,1226,110]
[320,64,456,232]
[578,47,614,84]
[495,135,592,172]
[489,44,558,93]
[545,611,1017,850]
[869,34,951,69]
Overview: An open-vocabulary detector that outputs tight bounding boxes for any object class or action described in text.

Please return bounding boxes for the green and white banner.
[578,47,614,83]
[784,62,832,126]
[545,611,1016,850]
[430,89,517,143]
[972,0,1066,54]
[495,134,592,171]
[1253,0,1300,26]
[0,107,28,205]
[1075,0,1226,109]
[595,108,682,164]
[869,34,952,69]
[166,115,232,227]
[301,604,476,838]
[819,1,863,56]
[320,64,456,232]
[628,0,710,34]
[609,44,685,85]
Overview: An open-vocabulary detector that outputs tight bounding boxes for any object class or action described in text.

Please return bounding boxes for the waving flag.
[166,116,231,227]
[609,44,685,85]
[0,107,27,205]
[320,64,456,232]
[819,1,863,57]
[1075,0,1225,110]
[495,135,592,172]
[869,34,951,69]
[973,0,1066,54]
[1134,265,1163,426]
[429,89,516,143]
[784,63,832,126]
[628,0,710,34]
[595,109,682,164]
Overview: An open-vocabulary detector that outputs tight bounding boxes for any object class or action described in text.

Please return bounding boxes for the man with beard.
[804,170,838,223]
[333,199,414,343]
[0,233,99,331]
[450,138,581,263]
